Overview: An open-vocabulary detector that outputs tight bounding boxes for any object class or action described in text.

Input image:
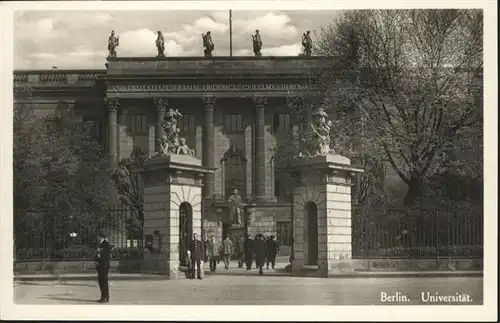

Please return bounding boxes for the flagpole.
[229,10,233,57]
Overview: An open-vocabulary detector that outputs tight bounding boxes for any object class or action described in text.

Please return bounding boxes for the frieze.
[108,83,314,93]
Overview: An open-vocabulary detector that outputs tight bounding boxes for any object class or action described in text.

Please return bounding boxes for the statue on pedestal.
[107,30,119,58]
[202,31,214,57]
[301,31,312,56]
[228,188,243,225]
[156,31,165,57]
[299,107,334,157]
[252,30,262,57]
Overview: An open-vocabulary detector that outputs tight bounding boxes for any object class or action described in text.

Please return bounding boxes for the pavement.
[14,275,483,305]
[14,257,483,281]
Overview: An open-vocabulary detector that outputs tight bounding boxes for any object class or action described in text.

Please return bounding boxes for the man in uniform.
[189,233,203,280]
[95,231,111,303]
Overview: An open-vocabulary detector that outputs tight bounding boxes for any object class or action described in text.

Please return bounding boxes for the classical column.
[202,96,215,199]
[154,97,167,154]
[106,97,119,168]
[117,107,128,161]
[253,96,267,201]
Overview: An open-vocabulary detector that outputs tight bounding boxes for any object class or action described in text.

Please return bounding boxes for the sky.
[14,10,339,70]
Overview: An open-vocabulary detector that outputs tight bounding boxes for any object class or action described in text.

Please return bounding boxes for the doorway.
[179,202,193,265]
[305,202,318,265]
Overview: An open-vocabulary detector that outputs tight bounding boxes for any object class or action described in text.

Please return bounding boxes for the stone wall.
[248,203,291,238]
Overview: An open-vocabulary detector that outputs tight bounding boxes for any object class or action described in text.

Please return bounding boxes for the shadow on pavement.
[18,281,96,287]
[39,296,99,303]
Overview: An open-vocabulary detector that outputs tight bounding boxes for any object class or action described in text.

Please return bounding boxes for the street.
[15,275,483,305]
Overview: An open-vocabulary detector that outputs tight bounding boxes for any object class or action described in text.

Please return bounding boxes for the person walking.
[206,234,220,272]
[253,234,267,276]
[244,236,254,271]
[266,235,280,269]
[189,233,203,280]
[236,235,245,268]
[265,236,270,269]
[222,235,233,270]
[203,235,210,263]
[94,231,111,303]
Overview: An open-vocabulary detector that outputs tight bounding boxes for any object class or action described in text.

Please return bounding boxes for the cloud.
[234,12,298,38]
[14,11,337,69]
[263,44,302,56]
[118,28,158,56]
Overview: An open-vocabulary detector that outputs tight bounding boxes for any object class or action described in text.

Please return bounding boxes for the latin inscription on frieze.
[109,84,313,92]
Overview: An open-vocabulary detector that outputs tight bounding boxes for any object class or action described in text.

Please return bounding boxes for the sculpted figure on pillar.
[156,31,165,57]
[252,30,263,57]
[202,31,215,57]
[150,108,197,158]
[107,30,120,58]
[301,30,312,56]
[300,107,334,157]
[177,137,195,156]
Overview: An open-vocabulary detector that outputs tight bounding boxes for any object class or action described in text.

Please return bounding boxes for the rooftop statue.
[252,30,262,57]
[202,31,214,57]
[301,31,312,57]
[156,31,165,57]
[299,107,334,157]
[107,30,120,58]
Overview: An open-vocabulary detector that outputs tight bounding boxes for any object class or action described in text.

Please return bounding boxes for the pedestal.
[136,154,214,279]
[288,155,363,277]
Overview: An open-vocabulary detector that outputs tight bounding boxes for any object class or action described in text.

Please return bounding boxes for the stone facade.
[137,154,211,279]
[289,155,363,277]
[12,57,349,250]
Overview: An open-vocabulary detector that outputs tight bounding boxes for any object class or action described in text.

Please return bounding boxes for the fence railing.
[14,207,143,262]
[352,206,483,259]
[14,206,483,262]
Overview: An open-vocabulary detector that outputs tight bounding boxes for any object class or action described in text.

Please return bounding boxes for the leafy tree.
[110,147,146,239]
[313,9,483,206]
[14,86,116,251]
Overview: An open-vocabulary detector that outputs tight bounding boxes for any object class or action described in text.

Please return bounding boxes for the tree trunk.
[403,178,423,206]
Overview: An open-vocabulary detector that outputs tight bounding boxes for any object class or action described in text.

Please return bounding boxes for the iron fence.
[14,205,483,262]
[14,207,143,262]
[352,206,483,259]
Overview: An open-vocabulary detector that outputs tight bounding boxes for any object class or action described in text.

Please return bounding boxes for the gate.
[179,202,193,265]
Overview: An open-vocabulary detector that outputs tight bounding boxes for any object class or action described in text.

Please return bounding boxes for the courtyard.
[15,275,483,306]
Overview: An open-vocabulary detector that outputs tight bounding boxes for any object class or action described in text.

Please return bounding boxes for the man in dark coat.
[253,234,267,275]
[244,236,254,271]
[94,231,111,303]
[189,233,203,280]
[266,235,280,269]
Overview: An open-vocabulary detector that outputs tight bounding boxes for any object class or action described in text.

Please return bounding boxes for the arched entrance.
[305,202,318,265]
[179,202,193,265]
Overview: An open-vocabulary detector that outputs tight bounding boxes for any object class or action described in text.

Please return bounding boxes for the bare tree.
[315,9,483,206]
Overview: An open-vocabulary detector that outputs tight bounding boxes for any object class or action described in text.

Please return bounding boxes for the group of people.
[203,233,280,276]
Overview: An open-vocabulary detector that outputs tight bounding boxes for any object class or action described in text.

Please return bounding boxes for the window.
[273,113,291,133]
[224,114,243,133]
[83,118,103,141]
[128,115,148,135]
[297,112,307,132]
[276,221,292,247]
[274,178,280,198]
[178,114,196,134]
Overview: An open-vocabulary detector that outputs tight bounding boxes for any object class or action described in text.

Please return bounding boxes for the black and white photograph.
[0,0,497,321]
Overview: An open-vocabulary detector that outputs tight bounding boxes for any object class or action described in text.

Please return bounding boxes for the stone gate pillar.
[289,155,363,277]
[136,154,213,279]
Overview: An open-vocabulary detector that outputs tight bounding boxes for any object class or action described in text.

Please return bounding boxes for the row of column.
[105,96,269,202]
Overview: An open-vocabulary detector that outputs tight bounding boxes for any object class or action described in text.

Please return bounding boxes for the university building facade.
[14,56,341,247]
